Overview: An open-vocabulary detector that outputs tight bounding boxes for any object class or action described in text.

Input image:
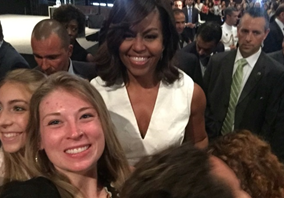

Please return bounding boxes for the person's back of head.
[121,143,234,198]
[208,130,284,198]
[197,22,222,44]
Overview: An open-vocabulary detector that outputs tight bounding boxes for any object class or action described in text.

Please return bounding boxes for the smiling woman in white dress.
[91,0,208,166]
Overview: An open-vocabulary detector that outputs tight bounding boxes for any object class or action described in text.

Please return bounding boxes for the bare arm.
[184,83,208,149]
[86,53,95,62]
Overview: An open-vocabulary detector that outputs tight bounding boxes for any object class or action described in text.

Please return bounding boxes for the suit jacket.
[174,50,204,88]
[35,60,97,81]
[263,20,283,53]
[182,6,199,42]
[204,50,284,160]
[268,50,284,65]
[0,41,30,79]
[0,177,61,198]
[72,60,97,81]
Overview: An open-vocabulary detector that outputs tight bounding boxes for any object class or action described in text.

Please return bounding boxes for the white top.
[91,71,194,165]
[221,22,238,51]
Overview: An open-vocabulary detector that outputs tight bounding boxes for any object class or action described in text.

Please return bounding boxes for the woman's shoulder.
[0,177,61,198]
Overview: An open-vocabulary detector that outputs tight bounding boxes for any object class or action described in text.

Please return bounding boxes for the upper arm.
[184,83,208,148]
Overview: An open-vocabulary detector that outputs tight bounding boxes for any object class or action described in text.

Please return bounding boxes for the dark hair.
[95,0,180,86]
[241,7,269,30]
[224,6,238,17]
[208,130,284,198]
[52,4,85,35]
[172,8,184,15]
[32,19,70,49]
[196,22,222,44]
[121,143,234,198]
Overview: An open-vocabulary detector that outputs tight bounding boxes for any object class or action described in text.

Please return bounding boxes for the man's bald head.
[32,19,70,49]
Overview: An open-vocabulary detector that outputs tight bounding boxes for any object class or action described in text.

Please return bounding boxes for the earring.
[35,151,39,163]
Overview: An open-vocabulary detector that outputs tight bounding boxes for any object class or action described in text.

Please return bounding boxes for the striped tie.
[221,58,247,135]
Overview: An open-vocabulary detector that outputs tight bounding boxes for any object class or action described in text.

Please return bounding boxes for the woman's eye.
[48,120,61,125]
[81,114,93,119]
[13,106,26,112]
[145,35,158,40]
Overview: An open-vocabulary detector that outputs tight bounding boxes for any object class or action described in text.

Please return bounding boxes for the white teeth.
[65,146,89,154]
[3,133,19,138]
[130,57,147,61]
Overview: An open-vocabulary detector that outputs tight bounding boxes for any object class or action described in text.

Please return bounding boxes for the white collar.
[223,22,233,30]
[68,59,75,75]
[275,18,284,35]
[235,47,261,68]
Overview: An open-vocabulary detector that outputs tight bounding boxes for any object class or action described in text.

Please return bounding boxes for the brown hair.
[31,19,70,49]
[121,142,234,198]
[208,130,284,198]
[25,72,130,198]
[0,69,46,185]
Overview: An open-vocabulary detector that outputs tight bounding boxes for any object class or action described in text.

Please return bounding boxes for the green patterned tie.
[221,58,247,135]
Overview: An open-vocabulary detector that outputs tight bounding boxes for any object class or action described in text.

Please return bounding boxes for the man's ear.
[68,44,73,57]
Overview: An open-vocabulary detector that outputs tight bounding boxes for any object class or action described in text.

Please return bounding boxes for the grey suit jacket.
[0,41,30,79]
[204,50,284,160]
[268,50,284,65]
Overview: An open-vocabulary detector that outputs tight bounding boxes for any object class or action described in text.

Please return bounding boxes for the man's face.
[210,156,251,198]
[185,0,194,6]
[173,1,183,9]
[196,35,217,57]
[31,33,73,75]
[237,14,269,58]
[174,13,186,34]
[227,11,239,26]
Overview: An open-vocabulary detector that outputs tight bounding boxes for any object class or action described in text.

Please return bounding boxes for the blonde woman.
[0,69,46,185]
[0,72,130,198]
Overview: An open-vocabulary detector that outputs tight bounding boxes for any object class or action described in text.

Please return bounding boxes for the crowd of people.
[0,0,284,197]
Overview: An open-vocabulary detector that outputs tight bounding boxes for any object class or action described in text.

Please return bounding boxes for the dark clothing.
[178,33,189,49]
[268,50,284,65]
[263,20,283,53]
[182,41,225,58]
[182,6,199,42]
[0,41,30,79]
[0,177,61,198]
[174,50,204,88]
[71,39,89,62]
[204,49,284,161]
[35,60,97,81]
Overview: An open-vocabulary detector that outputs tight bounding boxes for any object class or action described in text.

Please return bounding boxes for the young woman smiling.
[0,69,46,185]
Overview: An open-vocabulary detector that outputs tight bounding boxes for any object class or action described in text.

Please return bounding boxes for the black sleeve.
[0,177,61,198]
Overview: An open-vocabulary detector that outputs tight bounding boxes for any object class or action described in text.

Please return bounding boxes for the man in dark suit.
[182,0,199,42]
[173,8,189,48]
[0,22,30,79]
[263,4,284,53]
[182,22,224,77]
[31,19,97,81]
[204,7,284,161]
[268,37,284,65]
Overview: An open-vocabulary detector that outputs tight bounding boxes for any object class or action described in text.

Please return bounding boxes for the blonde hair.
[25,71,130,198]
[0,69,46,184]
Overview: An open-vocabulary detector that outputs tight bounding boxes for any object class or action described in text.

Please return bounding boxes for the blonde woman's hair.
[0,69,46,184]
[25,71,130,198]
